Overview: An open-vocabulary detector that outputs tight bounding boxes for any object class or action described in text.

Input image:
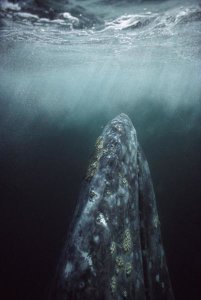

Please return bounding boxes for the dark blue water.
[0,0,201,299]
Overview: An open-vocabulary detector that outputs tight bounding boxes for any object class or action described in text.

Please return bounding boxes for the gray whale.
[49,113,174,300]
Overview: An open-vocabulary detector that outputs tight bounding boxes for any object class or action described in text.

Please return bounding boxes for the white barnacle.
[153,215,159,228]
[117,198,121,206]
[106,189,111,196]
[115,124,123,133]
[64,261,73,278]
[96,213,108,227]
[81,251,93,269]
[144,160,150,175]
[149,261,152,270]
[156,274,160,283]
[94,235,100,244]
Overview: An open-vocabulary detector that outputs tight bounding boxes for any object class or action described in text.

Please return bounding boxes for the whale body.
[49,113,174,300]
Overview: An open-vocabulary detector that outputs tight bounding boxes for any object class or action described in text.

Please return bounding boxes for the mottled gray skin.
[50,114,174,300]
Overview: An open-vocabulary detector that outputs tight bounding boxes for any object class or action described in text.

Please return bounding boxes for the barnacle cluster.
[95,137,105,161]
[153,215,159,228]
[95,136,104,151]
[125,262,132,276]
[123,229,132,252]
[109,231,132,296]
[115,267,120,275]
[112,123,124,134]
[106,190,111,196]
[96,214,101,225]
[116,256,124,268]
[122,178,128,185]
[122,290,127,298]
[119,173,128,186]
[86,160,98,180]
[110,241,116,255]
[85,137,105,180]
[89,189,97,199]
[110,276,117,294]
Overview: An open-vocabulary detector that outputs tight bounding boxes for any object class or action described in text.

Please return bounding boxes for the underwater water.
[0,0,201,299]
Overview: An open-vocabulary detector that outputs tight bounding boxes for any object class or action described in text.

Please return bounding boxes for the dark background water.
[0,0,201,299]
[1,103,200,300]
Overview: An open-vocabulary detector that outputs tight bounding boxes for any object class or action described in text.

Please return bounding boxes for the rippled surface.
[1,0,201,122]
[1,0,201,43]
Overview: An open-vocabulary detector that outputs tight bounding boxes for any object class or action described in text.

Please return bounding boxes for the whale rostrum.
[50,113,174,300]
